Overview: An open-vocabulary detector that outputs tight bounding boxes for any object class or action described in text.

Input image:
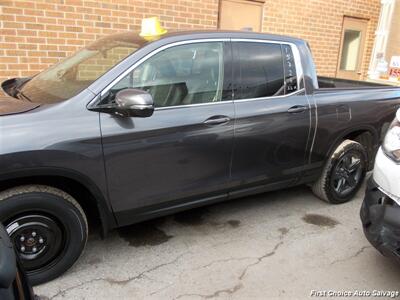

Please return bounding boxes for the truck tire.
[311,140,367,204]
[0,185,88,285]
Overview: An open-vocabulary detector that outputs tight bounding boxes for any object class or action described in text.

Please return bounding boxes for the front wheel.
[312,140,367,204]
[0,185,88,285]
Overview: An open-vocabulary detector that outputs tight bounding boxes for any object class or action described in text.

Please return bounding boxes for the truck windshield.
[19,33,147,103]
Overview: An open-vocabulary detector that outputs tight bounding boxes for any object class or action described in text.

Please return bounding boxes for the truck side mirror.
[89,88,154,118]
[114,89,154,118]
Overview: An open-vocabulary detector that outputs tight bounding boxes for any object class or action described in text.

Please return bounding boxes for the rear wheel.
[0,185,88,285]
[312,140,367,204]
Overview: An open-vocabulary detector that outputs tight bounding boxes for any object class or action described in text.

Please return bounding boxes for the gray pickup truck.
[1,30,400,285]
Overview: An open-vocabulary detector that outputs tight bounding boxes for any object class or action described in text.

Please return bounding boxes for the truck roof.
[100,30,306,48]
[160,30,305,44]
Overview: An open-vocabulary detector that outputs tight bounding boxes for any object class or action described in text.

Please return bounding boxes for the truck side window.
[235,42,297,99]
[108,42,228,108]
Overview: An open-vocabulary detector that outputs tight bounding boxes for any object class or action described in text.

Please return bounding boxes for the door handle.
[287,105,307,113]
[203,115,231,125]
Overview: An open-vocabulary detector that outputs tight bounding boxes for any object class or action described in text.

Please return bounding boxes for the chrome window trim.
[232,88,305,103]
[155,100,234,111]
[94,37,306,109]
[154,89,305,110]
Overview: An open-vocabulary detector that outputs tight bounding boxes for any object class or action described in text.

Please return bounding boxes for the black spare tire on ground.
[0,185,88,285]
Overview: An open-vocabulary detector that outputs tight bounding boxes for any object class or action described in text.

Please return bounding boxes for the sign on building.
[389,56,400,81]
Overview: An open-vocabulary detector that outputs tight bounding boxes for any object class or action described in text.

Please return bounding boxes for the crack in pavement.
[48,227,290,300]
[239,227,288,280]
[174,283,243,300]
[173,228,289,299]
[239,240,284,280]
[193,257,256,271]
[148,283,176,296]
[47,251,190,300]
[330,246,371,266]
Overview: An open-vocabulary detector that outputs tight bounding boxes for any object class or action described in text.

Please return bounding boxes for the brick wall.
[0,0,219,86]
[262,0,380,78]
[0,0,380,88]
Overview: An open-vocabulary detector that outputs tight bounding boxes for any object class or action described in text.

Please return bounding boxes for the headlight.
[383,110,400,162]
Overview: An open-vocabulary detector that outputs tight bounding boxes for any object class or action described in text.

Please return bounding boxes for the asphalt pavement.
[36,179,400,299]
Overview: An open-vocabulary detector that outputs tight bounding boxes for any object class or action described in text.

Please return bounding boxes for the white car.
[361,109,400,261]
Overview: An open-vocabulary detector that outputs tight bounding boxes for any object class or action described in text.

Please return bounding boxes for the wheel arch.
[325,125,379,170]
[0,168,117,237]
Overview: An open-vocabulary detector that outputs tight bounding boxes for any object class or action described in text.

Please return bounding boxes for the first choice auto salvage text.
[310,290,399,298]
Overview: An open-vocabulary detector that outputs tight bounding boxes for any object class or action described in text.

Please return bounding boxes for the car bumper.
[360,177,400,261]
[373,148,400,198]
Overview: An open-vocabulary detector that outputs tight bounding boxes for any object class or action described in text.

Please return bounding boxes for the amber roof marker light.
[139,17,168,41]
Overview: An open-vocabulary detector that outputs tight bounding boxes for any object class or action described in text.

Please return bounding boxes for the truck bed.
[317,76,392,89]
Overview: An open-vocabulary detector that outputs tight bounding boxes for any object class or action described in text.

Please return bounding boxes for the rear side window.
[235,42,298,99]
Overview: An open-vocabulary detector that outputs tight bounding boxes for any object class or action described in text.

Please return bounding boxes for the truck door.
[230,40,312,189]
[99,41,234,224]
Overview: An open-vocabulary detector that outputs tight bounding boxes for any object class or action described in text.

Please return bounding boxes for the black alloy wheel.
[331,151,363,197]
[312,139,367,204]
